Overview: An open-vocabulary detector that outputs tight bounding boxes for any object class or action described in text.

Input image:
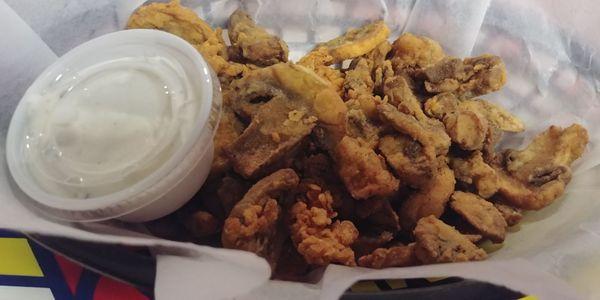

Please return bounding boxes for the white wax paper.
[1,0,600,299]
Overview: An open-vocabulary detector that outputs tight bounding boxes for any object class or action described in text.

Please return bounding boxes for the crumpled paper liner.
[1,0,599,299]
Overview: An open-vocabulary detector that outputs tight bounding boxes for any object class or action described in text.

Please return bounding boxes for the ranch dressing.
[23,56,199,199]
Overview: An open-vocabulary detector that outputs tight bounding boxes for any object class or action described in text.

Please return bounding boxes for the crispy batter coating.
[460,99,524,133]
[414,216,487,264]
[222,169,299,268]
[228,9,288,66]
[425,93,489,151]
[127,0,250,84]
[505,124,588,184]
[391,33,446,74]
[210,107,245,176]
[226,64,346,178]
[450,192,507,243]
[335,136,400,199]
[399,158,456,230]
[423,55,506,99]
[383,72,425,120]
[494,166,570,210]
[494,203,523,226]
[378,102,450,157]
[379,134,435,188]
[425,93,524,133]
[358,244,417,268]
[450,151,499,198]
[290,187,359,266]
[297,47,345,95]
[494,124,588,210]
[345,107,380,148]
[317,20,390,62]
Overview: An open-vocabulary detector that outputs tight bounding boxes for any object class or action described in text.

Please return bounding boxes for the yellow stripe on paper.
[385,279,407,289]
[0,238,43,276]
[350,281,380,293]
[519,296,538,300]
[425,276,447,283]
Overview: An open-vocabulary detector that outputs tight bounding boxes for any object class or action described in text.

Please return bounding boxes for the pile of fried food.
[129,1,589,279]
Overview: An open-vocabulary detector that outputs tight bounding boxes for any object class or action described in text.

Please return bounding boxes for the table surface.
[0,229,150,300]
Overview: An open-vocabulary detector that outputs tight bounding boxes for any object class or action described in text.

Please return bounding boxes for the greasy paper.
[1,0,600,299]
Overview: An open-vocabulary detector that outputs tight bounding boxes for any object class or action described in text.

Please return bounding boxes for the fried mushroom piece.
[390,33,446,75]
[316,20,390,63]
[505,124,588,184]
[378,102,451,157]
[399,158,456,230]
[423,55,506,99]
[222,169,300,268]
[494,166,571,210]
[379,134,435,188]
[335,136,399,199]
[344,58,381,120]
[424,93,489,151]
[297,47,345,95]
[494,124,588,210]
[450,192,507,243]
[413,216,487,264]
[493,203,523,226]
[210,107,245,176]
[228,9,288,66]
[226,63,347,178]
[358,244,417,268]
[290,186,359,266]
[127,0,250,84]
[450,151,499,199]
[425,93,524,133]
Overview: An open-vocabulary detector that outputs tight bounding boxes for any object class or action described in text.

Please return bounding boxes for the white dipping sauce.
[24,56,199,198]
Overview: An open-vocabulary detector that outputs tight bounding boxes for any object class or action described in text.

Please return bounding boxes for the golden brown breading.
[413,216,487,264]
[460,99,524,133]
[399,158,455,230]
[379,134,435,188]
[345,107,380,148]
[390,33,446,74]
[316,20,390,62]
[127,0,250,84]
[425,93,524,133]
[228,9,288,66]
[225,63,346,178]
[444,110,489,151]
[210,107,245,176]
[493,124,588,210]
[450,151,499,198]
[297,47,345,95]
[378,102,450,157]
[423,55,506,99]
[494,166,570,210]
[358,244,417,268]
[290,187,359,266]
[335,136,399,199]
[450,192,507,243]
[493,203,523,227]
[222,169,299,268]
[505,124,588,184]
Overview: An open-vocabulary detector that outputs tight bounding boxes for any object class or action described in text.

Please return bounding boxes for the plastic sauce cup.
[5,29,221,222]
